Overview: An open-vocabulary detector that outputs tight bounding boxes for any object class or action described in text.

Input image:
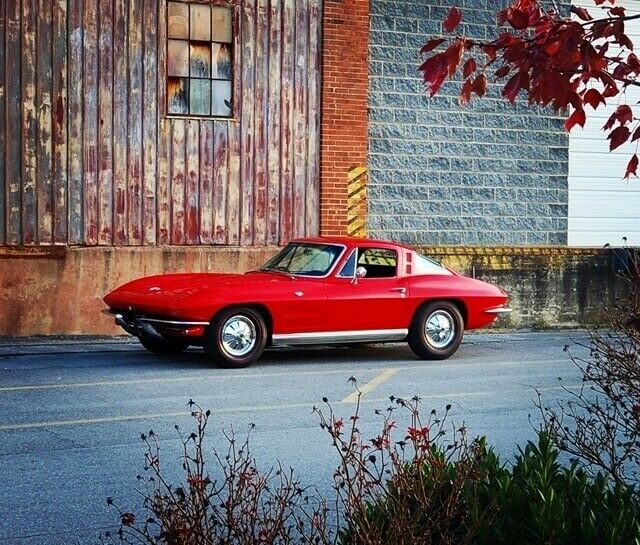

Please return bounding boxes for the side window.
[337,250,357,277]
[167,1,234,117]
[357,248,397,278]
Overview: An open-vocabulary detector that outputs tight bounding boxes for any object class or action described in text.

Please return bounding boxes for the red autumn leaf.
[463,58,477,79]
[446,41,465,76]
[583,88,605,109]
[616,104,634,125]
[459,78,473,105]
[502,71,529,103]
[625,153,638,178]
[444,7,463,33]
[508,8,530,30]
[419,52,449,97]
[619,33,634,51]
[482,44,497,62]
[608,125,631,151]
[632,126,640,141]
[495,65,511,78]
[570,5,592,21]
[420,38,446,54]
[627,53,640,72]
[565,108,586,131]
[472,73,488,97]
[609,6,626,16]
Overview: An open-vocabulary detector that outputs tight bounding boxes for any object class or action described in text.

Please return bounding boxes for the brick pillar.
[320,0,370,236]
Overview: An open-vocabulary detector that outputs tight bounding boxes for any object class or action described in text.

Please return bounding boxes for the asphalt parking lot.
[0,331,590,544]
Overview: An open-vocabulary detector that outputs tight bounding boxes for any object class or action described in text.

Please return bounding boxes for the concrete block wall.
[368,0,570,246]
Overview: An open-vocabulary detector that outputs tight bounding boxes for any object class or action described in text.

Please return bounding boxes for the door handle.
[390,287,406,294]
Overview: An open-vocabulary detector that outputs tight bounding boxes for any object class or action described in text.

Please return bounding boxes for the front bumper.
[102,310,209,340]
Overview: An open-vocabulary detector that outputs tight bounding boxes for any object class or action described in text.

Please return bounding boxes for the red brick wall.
[320,0,370,236]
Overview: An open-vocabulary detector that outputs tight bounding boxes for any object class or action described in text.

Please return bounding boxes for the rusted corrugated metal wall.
[0,0,321,246]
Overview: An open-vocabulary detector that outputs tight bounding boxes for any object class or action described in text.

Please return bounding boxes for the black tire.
[204,307,267,368]
[139,336,189,355]
[408,301,464,360]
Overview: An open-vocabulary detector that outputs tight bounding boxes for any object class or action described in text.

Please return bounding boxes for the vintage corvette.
[103,236,511,367]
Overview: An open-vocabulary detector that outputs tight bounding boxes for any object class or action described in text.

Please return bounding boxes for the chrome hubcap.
[221,315,256,357]
[425,310,455,349]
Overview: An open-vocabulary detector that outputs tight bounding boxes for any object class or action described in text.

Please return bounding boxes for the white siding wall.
[569,0,640,246]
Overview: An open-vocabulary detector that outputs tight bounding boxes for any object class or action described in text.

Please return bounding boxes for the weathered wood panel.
[239,0,256,245]
[0,0,6,245]
[199,120,214,244]
[52,0,68,243]
[142,0,158,245]
[98,0,114,244]
[36,0,53,244]
[279,0,295,244]
[112,0,128,245]
[83,0,98,245]
[67,0,84,244]
[185,120,200,243]
[266,0,281,245]
[21,0,37,244]
[293,0,309,239]
[127,0,143,244]
[0,0,321,247]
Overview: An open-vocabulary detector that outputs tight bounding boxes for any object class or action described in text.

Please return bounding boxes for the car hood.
[103,271,293,311]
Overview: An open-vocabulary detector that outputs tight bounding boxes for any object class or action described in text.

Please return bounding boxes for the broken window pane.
[167,2,189,39]
[190,42,211,78]
[212,80,232,117]
[167,39,189,77]
[168,77,189,115]
[212,43,232,80]
[190,3,210,41]
[211,6,232,43]
[190,79,211,115]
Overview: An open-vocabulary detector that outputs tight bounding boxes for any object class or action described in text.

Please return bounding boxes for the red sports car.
[103,236,511,367]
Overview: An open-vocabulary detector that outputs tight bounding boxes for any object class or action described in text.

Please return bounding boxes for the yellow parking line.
[365,383,583,404]
[342,368,398,403]
[0,382,583,431]
[0,368,362,393]
[0,402,317,431]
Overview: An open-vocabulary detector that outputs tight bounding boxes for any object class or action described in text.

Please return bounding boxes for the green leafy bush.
[470,433,640,545]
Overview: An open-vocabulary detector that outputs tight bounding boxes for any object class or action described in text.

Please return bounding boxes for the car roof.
[291,235,415,251]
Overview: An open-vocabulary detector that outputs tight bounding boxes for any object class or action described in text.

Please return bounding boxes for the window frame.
[164,0,239,120]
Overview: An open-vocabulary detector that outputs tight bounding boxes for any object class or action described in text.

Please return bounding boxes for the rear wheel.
[204,307,267,368]
[408,301,464,360]
[139,336,189,355]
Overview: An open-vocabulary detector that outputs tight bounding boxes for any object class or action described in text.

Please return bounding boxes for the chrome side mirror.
[351,266,367,285]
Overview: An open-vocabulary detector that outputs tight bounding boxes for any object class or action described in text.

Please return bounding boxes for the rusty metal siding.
[0,0,321,247]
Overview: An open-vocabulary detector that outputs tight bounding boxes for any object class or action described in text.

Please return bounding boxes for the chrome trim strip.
[139,317,210,326]
[484,307,513,315]
[272,329,408,346]
[102,310,209,326]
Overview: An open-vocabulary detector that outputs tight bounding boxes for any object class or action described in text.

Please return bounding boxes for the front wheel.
[408,302,464,360]
[139,336,189,355]
[204,307,267,368]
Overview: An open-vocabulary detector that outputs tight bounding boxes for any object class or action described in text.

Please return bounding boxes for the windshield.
[261,243,344,277]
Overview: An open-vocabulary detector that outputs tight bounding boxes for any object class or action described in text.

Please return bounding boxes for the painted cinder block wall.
[367,0,570,246]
